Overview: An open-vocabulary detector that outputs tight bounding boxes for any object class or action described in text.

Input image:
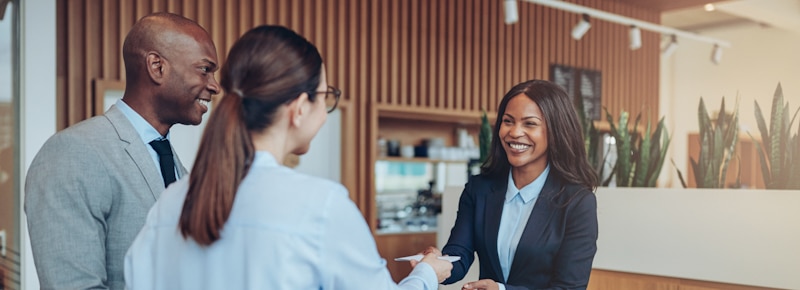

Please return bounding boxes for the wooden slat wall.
[57,0,661,214]
[57,0,660,124]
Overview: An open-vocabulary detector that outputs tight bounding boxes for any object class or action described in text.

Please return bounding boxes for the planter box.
[594,187,800,289]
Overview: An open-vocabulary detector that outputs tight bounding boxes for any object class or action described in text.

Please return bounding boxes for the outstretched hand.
[462,279,500,290]
[408,246,451,283]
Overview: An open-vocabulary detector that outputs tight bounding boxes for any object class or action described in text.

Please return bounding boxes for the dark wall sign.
[550,64,602,120]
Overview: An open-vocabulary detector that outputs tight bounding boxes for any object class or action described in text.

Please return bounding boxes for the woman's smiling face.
[499,93,549,173]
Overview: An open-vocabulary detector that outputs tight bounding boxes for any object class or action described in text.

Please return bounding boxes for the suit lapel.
[508,174,561,279]
[484,178,508,283]
[105,105,165,200]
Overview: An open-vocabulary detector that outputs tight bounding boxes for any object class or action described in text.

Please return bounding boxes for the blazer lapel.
[484,178,508,283]
[105,105,165,200]
[508,174,560,278]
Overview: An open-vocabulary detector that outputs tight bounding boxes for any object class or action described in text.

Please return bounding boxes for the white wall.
[293,110,341,182]
[662,23,800,188]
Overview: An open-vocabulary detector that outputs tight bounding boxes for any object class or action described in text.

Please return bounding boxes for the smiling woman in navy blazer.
[436,80,599,290]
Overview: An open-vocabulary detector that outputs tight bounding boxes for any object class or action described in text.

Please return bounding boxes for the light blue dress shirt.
[496,165,550,290]
[114,99,180,181]
[125,151,439,290]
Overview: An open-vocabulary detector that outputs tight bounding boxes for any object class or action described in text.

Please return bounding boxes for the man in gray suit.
[25,12,219,290]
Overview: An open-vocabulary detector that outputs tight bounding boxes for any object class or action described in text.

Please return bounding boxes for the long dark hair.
[482,80,598,192]
[180,25,323,246]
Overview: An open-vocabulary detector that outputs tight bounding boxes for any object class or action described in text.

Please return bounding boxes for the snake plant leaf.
[716,97,727,132]
[648,130,671,187]
[479,111,492,164]
[769,84,784,184]
[754,101,771,154]
[602,162,616,187]
[633,121,652,187]
[721,125,738,188]
[697,130,711,187]
[710,128,724,187]
[646,118,670,187]
[747,131,772,187]
[790,134,800,189]
[719,100,739,188]
[607,109,633,187]
[632,122,650,187]
[699,98,711,141]
[672,159,688,188]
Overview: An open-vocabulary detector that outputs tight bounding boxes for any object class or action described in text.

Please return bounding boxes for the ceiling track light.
[711,44,723,64]
[519,0,731,48]
[629,25,642,50]
[662,34,678,58]
[571,13,592,40]
[504,0,519,25]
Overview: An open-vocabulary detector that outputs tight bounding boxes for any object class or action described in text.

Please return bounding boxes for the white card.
[393,254,461,262]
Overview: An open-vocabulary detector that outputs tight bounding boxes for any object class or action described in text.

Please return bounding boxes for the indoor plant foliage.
[676,97,740,188]
[604,108,671,187]
[751,83,800,189]
[479,110,492,164]
[576,99,604,180]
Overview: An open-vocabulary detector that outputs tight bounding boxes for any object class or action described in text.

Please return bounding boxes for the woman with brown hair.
[124,25,451,290]
[428,80,598,290]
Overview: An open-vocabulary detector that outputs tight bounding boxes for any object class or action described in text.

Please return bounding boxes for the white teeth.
[197,99,210,107]
[509,143,531,150]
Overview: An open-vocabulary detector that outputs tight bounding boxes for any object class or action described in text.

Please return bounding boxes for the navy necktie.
[149,139,176,186]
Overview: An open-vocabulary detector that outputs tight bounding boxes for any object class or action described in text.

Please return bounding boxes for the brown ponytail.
[179,92,254,246]
[178,25,323,246]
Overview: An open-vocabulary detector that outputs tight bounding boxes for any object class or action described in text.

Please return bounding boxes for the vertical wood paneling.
[409,0,419,107]
[479,0,489,111]
[66,1,85,125]
[56,0,67,129]
[58,0,663,225]
[85,2,101,115]
[389,0,399,106]
[102,1,119,80]
[435,0,446,109]
[463,0,474,111]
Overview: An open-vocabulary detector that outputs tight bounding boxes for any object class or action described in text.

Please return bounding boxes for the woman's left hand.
[461,279,500,290]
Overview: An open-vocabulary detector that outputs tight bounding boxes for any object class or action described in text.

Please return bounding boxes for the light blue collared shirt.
[125,151,439,289]
[496,165,550,290]
[114,99,179,181]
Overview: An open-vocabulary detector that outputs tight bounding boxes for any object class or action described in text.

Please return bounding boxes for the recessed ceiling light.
[704,3,716,11]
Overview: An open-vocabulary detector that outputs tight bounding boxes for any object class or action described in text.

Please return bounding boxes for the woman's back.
[125,152,434,289]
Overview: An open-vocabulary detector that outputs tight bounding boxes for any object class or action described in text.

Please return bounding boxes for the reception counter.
[593,187,799,289]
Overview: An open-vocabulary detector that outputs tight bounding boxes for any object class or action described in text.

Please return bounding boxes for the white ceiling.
[663,0,800,34]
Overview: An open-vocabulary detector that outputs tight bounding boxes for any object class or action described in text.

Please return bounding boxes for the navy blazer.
[441,173,598,290]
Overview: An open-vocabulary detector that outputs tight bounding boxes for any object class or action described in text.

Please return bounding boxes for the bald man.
[25,13,219,290]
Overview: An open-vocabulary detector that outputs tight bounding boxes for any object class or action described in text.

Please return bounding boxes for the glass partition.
[0,1,19,289]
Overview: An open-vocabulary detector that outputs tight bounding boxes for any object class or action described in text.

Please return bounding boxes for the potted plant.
[675,97,740,188]
[751,83,800,189]
[603,109,671,187]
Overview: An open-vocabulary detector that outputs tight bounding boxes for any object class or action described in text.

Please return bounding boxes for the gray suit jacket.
[25,105,188,290]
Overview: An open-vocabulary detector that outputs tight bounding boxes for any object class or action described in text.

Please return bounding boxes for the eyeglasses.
[312,85,341,113]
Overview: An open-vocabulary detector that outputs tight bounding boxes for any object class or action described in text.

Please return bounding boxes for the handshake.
[399,246,454,284]
[398,247,498,290]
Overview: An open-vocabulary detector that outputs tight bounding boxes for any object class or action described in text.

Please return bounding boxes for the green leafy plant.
[479,111,492,164]
[751,83,800,189]
[604,109,671,187]
[676,97,740,188]
[576,98,604,182]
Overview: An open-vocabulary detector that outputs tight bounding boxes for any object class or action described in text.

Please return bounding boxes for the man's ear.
[288,93,310,128]
[146,52,166,84]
